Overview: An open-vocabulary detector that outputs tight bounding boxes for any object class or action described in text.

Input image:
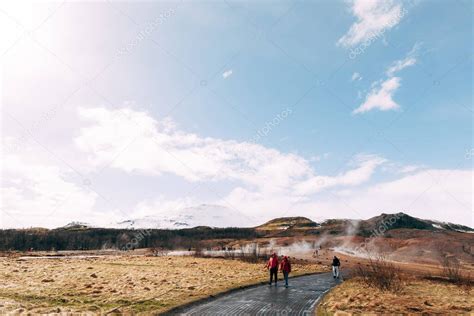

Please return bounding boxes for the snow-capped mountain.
[112,204,256,229]
[61,221,92,229]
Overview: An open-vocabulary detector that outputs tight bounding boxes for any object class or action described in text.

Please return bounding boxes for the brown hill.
[358,212,474,236]
[256,217,319,231]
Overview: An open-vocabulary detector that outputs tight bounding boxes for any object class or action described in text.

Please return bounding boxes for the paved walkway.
[175,272,339,315]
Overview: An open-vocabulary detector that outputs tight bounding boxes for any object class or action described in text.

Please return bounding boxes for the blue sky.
[1,0,472,228]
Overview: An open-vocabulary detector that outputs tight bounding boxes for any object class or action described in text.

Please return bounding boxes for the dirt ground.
[317,277,473,315]
[0,255,325,315]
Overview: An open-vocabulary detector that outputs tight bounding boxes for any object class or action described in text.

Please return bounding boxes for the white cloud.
[351,72,363,81]
[398,164,424,174]
[3,104,471,228]
[74,107,391,216]
[2,105,471,227]
[294,155,386,195]
[73,106,472,225]
[338,0,404,47]
[307,169,473,226]
[0,139,115,228]
[133,196,199,218]
[354,45,418,114]
[75,107,316,190]
[75,108,392,195]
[224,168,473,226]
[386,42,420,76]
[353,77,401,114]
[386,56,416,76]
[222,69,233,79]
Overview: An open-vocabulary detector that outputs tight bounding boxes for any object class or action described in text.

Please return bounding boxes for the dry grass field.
[317,277,473,315]
[0,255,325,315]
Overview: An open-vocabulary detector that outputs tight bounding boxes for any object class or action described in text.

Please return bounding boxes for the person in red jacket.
[266,252,279,286]
[280,256,292,288]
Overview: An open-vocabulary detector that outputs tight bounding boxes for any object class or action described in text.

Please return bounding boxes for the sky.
[0,0,472,228]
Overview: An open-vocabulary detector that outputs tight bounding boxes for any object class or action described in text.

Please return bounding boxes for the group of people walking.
[266,253,292,287]
[266,253,341,287]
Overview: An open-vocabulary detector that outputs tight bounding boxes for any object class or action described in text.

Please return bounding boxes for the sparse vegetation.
[192,243,272,263]
[1,214,472,314]
[439,255,472,288]
[238,245,271,263]
[148,247,169,257]
[354,254,403,292]
[0,255,325,315]
[442,256,462,282]
[317,277,473,315]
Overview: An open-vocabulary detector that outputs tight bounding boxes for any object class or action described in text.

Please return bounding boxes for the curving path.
[173,272,339,315]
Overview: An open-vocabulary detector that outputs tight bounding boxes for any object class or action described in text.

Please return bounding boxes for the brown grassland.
[314,248,473,315]
[0,255,325,315]
[317,277,472,315]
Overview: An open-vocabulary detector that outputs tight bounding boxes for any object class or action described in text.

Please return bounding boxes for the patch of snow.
[62,221,92,228]
[431,221,474,233]
[110,204,256,229]
[454,229,474,234]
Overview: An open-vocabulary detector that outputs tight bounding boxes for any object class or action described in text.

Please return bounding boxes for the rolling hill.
[256,216,320,231]
[1,212,472,256]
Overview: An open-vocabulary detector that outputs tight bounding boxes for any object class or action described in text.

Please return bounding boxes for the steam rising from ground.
[162,217,415,260]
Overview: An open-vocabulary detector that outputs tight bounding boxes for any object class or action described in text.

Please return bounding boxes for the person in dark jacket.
[332,256,340,279]
[280,256,292,288]
[266,252,279,286]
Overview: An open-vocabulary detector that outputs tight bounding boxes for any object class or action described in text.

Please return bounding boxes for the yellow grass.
[317,277,473,315]
[0,255,325,315]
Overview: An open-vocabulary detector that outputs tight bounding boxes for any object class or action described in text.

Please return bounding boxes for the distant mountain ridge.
[358,212,474,235]
[58,210,473,233]
[110,204,255,229]
[3,211,472,252]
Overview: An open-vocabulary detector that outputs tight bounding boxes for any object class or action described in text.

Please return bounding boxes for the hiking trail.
[174,272,339,315]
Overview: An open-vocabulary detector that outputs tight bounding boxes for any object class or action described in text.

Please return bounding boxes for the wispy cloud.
[303,169,472,225]
[74,107,388,200]
[353,77,401,114]
[3,105,471,227]
[351,72,363,81]
[338,0,404,47]
[386,56,416,77]
[222,69,233,79]
[1,138,115,228]
[353,44,419,114]
[294,154,387,196]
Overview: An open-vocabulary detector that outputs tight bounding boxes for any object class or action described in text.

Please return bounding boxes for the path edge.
[162,271,329,315]
[313,273,348,315]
